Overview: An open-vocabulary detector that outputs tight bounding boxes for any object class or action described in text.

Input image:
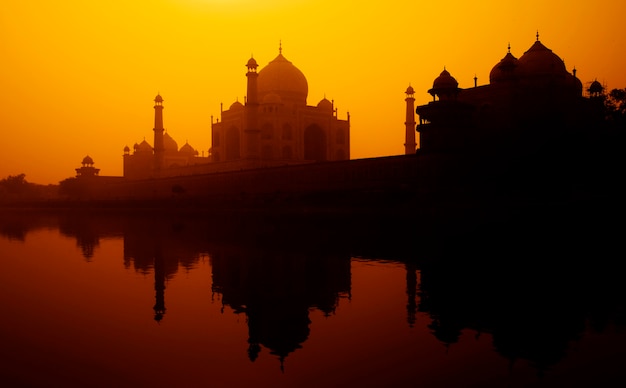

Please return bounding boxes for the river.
[0,207,624,387]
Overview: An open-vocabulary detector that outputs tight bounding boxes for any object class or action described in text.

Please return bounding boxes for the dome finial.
[507,42,511,53]
[279,40,282,54]
[536,30,539,41]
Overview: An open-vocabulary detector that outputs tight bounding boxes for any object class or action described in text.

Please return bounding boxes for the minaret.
[153,94,165,171]
[244,57,260,160]
[404,85,417,154]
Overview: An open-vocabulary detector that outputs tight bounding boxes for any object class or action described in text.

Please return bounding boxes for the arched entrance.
[225,127,240,160]
[304,124,326,162]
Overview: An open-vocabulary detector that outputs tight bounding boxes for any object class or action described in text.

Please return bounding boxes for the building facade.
[411,35,595,153]
[121,46,350,181]
[123,94,208,180]
[211,46,350,164]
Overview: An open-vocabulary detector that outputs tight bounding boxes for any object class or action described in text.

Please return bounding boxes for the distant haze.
[2,0,624,184]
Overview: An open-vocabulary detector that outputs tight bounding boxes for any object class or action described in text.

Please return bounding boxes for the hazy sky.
[2,0,625,184]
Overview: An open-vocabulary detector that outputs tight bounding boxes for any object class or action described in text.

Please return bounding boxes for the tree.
[605,88,626,128]
[0,174,59,201]
[0,173,28,195]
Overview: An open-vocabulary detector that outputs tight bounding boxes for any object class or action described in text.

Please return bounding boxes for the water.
[1,208,625,387]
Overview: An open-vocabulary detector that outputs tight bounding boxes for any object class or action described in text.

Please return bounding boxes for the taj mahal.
[64,35,612,207]
[121,44,350,180]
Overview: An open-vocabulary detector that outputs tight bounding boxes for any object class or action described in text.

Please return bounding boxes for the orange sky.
[1,0,625,185]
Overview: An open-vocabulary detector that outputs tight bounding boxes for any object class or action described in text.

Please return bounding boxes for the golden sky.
[1,0,625,184]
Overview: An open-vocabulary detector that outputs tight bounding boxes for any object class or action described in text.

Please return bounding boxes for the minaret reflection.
[405,260,418,328]
[153,249,166,322]
[122,216,205,322]
[43,211,353,364]
[7,210,625,376]
[210,244,351,367]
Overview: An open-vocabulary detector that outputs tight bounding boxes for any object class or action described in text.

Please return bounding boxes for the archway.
[304,124,326,162]
[225,127,240,160]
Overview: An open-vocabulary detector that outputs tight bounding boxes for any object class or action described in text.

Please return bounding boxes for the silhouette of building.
[404,85,417,154]
[61,35,613,209]
[62,156,123,199]
[411,34,591,153]
[211,44,350,164]
[123,94,208,180]
[120,44,350,181]
[210,246,351,368]
[75,156,100,177]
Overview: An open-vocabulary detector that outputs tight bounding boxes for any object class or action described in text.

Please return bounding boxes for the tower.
[75,155,100,177]
[244,57,260,159]
[153,94,165,171]
[404,85,417,154]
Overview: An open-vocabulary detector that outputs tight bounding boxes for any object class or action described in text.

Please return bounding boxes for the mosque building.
[121,44,350,180]
[122,94,208,180]
[63,35,607,203]
[406,33,598,154]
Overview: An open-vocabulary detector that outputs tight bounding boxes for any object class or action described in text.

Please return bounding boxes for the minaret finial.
[279,40,282,54]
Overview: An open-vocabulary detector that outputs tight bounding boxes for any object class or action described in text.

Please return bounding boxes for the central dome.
[517,40,567,76]
[257,52,308,105]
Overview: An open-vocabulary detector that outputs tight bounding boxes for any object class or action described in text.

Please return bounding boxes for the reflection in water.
[210,246,350,367]
[414,205,626,377]
[0,205,625,384]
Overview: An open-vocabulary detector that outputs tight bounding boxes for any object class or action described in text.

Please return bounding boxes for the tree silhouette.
[0,173,59,201]
[605,88,626,127]
[0,173,28,195]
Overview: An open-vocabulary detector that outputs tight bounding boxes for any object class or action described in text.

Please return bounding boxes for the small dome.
[262,93,283,105]
[123,145,130,152]
[317,98,333,111]
[427,68,460,101]
[246,57,258,69]
[179,142,196,155]
[229,100,244,110]
[405,85,415,95]
[433,69,459,90]
[490,51,519,83]
[163,132,178,152]
[82,155,94,165]
[154,94,163,103]
[258,51,308,105]
[136,140,153,153]
[588,80,604,95]
[517,40,567,77]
